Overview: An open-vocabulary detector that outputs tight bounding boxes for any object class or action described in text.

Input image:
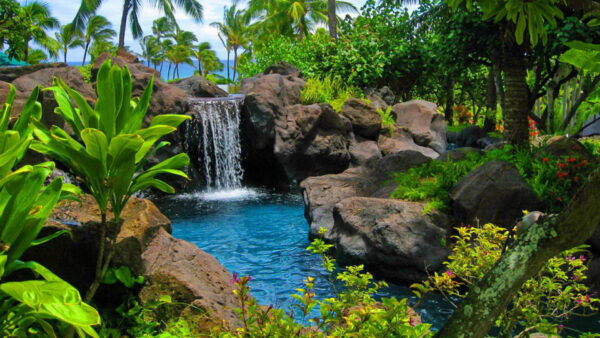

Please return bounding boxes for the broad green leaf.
[150,114,191,128]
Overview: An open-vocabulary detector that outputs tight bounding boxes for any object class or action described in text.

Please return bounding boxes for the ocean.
[68,60,236,82]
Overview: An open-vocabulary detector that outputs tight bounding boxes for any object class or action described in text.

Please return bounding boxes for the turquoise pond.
[154,189,600,333]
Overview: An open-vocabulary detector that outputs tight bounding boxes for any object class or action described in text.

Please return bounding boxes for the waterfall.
[185,95,244,192]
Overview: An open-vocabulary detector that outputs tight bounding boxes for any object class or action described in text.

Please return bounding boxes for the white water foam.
[174,188,262,201]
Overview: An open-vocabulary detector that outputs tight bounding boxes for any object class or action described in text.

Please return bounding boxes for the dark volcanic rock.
[457,125,487,148]
[331,197,450,283]
[172,76,228,98]
[349,137,382,166]
[263,62,302,77]
[0,62,67,82]
[340,98,382,140]
[377,128,439,159]
[450,161,543,228]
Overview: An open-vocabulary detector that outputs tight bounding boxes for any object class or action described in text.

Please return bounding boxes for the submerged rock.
[450,161,543,228]
[24,195,240,332]
[331,197,450,284]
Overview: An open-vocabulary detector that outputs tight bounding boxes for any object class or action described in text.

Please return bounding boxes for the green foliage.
[0,85,100,337]
[412,222,599,336]
[560,41,600,73]
[214,228,432,337]
[377,106,395,136]
[301,76,362,112]
[582,138,600,156]
[102,266,144,288]
[32,59,191,222]
[77,64,93,84]
[392,145,595,213]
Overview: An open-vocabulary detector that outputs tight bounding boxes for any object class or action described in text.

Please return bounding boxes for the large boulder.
[301,168,374,240]
[263,62,302,77]
[24,195,240,332]
[331,197,450,283]
[10,65,96,129]
[456,126,487,148]
[537,136,596,162]
[392,100,447,153]
[0,62,67,82]
[450,161,543,228]
[92,51,188,125]
[340,98,381,140]
[274,103,352,183]
[377,128,440,159]
[171,76,228,98]
[349,137,382,166]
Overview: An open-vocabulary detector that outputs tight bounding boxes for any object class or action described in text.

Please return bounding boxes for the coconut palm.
[72,0,203,49]
[140,35,161,67]
[81,15,115,66]
[167,44,194,79]
[168,28,197,47]
[198,50,223,77]
[152,17,175,44]
[193,41,211,75]
[55,24,84,64]
[211,4,249,82]
[89,39,115,61]
[21,0,59,59]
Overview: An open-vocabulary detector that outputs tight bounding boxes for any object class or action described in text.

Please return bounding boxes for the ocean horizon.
[67,60,237,82]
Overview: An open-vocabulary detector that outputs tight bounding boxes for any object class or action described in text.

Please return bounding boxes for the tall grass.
[301,76,362,111]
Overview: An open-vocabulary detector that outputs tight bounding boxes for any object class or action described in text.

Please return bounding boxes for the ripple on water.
[155,191,454,330]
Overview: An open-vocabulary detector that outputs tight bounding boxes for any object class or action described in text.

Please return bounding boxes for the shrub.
[301,77,362,112]
[32,60,191,304]
[378,106,395,136]
[412,222,599,336]
[392,145,596,213]
[0,85,100,337]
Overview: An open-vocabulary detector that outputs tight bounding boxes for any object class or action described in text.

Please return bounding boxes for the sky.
[21,0,368,62]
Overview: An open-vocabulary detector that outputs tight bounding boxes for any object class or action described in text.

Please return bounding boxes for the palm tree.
[167,44,193,79]
[140,35,160,67]
[199,50,223,77]
[72,0,203,50]
[193,41,211,75]
[89,39,115,61]
[152,17,174,44]
[55,24,84,63]
[81,15,115,66]
[168,28,197,47]
[211,4,249,82]
[21,0,59,59]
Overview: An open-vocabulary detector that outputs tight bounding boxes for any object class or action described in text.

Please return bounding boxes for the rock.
[446,131,458,144]
[92,51,188,125]
[577,113,600,138]
[476,136,502,149]
[365,94,388,111]
[456,125,487,148]
[263,62,302,77]
[537,136,595,162]
[240,72,305,151]
[586,257,600,292]
[484,141,508,151]
[392,100,447,153]
[340,98,382,140]
[300,168,374,240]
[370,150,431,181]
[275,103,352,184]
[0,62,67,82]
[23,195,240,332]
[436,147,483,163]
[377,128,440,159]
[0,81,25,120]
[11,65,96,129]
[331,197,450,283]
[349,137,382,166]
[365,86,395,106]
[450,161,543,228]
[171,76,228,98]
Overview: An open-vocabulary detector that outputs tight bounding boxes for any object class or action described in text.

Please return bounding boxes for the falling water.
[185,95,245,192]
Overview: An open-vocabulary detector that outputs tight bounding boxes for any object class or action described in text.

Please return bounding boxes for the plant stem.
[84,212,108,303]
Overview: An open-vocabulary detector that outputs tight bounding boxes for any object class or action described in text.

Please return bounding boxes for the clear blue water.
[154,189,454,329]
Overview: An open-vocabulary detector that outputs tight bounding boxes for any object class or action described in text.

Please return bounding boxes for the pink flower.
[558,324,564,330]
[576,297,582,305]
[586,295,591,303]
[409,316,416,327]
[580,255,587,262]
[231,273,239,285]
[445,270,454,277]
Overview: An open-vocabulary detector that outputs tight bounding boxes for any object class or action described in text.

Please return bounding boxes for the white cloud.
[21,0,367,62]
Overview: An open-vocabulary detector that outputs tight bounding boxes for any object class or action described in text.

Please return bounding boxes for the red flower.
[558,163,566,168]
[574,176,579,182]
[567,157,576,163]
[542,158,548,162]
[445,270,454,277]
[557,197,562,201]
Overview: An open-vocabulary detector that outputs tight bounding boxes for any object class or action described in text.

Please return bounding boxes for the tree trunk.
[63,50,67,64]
[82,40,90,66]
[328,0,337,39]
[118,0,132,50]
[493,64,505,113]
[484,67,497,132]
[444,76,454,123]
[167,62,172,80]
[233,47,238,82]
[227,49,230,83]
[437,170,600,337]
[502,43,530,146]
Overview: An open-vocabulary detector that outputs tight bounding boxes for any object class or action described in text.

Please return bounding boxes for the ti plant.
[31,60,192,304]
[0,85,100,337]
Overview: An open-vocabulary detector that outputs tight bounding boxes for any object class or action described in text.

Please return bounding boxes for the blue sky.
[21,0,368,62]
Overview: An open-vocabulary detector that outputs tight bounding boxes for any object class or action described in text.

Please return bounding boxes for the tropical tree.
[198,49,224,77]
[26,49,48,65]
[151,16,174,44]
[193,41,211,75]
[168,28,197,47]
[55,24,84,64]
[167,44,194,79]
[73,0,203,50]
[140,35,160,67]
[211,4,249,82]
[82,15,115,66]
[21,0,59,59]
[89,39,115,62]
[31,60,191,304]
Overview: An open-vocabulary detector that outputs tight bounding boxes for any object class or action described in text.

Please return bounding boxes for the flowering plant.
[411,223,599,337]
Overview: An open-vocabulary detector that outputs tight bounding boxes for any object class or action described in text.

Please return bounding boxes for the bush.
[301,76,362,112]
[412,222,599,336]
[392,145,595,213]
